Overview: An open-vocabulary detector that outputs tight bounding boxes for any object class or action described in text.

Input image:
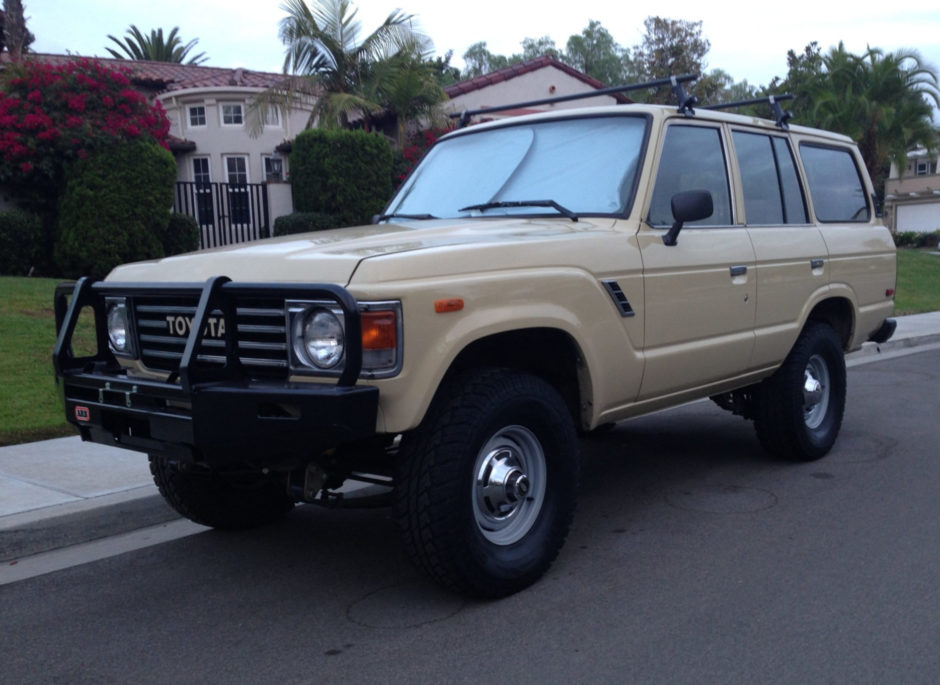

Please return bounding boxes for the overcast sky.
[23,0,940,90]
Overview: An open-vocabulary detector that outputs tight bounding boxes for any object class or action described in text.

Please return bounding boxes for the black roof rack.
[450,73,700,128]
[702,94,795,129]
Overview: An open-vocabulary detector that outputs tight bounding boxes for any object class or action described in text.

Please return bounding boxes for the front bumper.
[54,277,379,467]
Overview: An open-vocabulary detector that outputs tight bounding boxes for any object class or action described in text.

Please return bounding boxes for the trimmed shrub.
[914,230,940,249]
[894,230,940,248]
[273,211,337,237]
[290,129,393,228]
[163,213,200,255]
[0,209,42,275]
[54,140,176,278]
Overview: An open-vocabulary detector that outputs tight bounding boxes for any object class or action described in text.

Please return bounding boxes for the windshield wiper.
[373,212,437,223]
[458,200,579,222]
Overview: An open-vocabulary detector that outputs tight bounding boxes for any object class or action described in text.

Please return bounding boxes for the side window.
[649,125,732,227]
[732,131,808,225]
[799,144,870,222]
[772,138,808,223]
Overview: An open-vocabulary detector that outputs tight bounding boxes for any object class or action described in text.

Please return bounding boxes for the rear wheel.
[149,456,294,530]
[754,322,846,461]
[396,369,579,598]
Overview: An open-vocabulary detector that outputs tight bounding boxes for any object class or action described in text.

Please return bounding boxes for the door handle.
[729,265,748,277]
[811,258,824,270]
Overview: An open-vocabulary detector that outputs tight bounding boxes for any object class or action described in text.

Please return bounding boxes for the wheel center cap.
[507,472,529,501]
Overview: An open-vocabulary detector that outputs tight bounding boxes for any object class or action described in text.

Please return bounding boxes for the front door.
[637,122,756,399]
[224,156,251,228]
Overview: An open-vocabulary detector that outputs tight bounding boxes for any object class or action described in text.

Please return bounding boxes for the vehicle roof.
[444,103,855,145]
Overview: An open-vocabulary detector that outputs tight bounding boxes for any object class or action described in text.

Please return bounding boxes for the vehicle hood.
[107,217,620,285]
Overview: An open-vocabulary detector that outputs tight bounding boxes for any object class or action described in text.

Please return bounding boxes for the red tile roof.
[445,56,631,104]
[0,52,290,93]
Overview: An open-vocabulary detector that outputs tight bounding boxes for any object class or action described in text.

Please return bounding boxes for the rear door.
[730,129,830,367]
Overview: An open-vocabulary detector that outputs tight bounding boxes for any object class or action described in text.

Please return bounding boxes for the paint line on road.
[0,519,207,586]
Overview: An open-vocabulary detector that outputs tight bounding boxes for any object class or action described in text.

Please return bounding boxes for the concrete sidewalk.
[3,311,940,560]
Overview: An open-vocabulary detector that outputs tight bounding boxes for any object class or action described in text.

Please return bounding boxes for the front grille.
[132,296,288,378]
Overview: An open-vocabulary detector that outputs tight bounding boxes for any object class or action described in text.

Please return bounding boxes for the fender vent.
[602,280,635,318]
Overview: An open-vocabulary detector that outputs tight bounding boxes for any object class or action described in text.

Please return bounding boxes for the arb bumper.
[54,277,378,467]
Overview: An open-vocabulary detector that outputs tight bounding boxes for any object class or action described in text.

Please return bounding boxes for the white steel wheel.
[472,425,547,546]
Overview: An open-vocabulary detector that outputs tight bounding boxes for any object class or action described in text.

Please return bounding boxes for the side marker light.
[434,299,464,314]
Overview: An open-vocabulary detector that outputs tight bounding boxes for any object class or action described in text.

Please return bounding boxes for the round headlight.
[302,309,345,368]
[107,304,129,352]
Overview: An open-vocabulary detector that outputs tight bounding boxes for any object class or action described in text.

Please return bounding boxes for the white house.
[883,147,940,234]
[1,53,315,248]
[444,56,631,126]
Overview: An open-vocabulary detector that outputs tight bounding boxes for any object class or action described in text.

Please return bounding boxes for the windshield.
[386,115,648,219]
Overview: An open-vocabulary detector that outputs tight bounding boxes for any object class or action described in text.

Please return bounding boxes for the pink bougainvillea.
[0,58,170,189]
[396,125,455,186]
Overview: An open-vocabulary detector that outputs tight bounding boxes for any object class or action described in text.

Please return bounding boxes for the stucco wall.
[445,66,622,122]
[160,86,314,190]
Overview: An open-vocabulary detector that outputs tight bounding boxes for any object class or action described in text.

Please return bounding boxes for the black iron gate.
[174,182,271,249]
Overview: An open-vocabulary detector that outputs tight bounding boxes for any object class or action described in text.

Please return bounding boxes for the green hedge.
[290,129,393,228]
[54,140,176,278]
[273,211,338,237]
[895,230,940,248]
[163,213,200,255]
[0,209,42,275]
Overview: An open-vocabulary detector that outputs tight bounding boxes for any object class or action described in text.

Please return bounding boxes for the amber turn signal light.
[434,298,464,313]
[361,311,397,350]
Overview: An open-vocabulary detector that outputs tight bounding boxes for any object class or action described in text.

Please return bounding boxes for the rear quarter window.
[799,143,870,222]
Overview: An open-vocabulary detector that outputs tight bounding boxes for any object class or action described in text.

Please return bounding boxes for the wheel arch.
[805,296,855,350]
[442,327,592,431]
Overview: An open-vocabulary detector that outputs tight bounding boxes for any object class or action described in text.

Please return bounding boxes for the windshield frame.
[382,112,652,222]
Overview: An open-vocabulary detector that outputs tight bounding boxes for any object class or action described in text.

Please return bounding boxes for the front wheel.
[396,369,579,598]
[754,322,847,461]
[149,456,294,530]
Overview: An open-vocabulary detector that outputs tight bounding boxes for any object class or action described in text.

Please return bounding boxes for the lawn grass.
[0,277,95,446]
[1,250,937,446]
[894,248,940,315]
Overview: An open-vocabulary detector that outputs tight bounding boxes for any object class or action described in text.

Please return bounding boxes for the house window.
[262,105,281,127]
[192,157,211,185]
[264,156,284,182]
[221,103,244,126]
[916,160,933,176]
[188,105,207,128]
[225,156,251,225]
[191,158,214,228]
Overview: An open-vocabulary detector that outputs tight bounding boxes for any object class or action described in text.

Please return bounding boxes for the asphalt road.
[2,348,939,684]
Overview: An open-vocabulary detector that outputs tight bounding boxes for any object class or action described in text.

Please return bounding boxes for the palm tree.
[250,0,442,136]
[807,43,939,189]
[361,46,447,146]
[105,25,208,65]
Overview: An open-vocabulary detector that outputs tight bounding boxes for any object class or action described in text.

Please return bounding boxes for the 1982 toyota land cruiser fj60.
[54,75,897,597]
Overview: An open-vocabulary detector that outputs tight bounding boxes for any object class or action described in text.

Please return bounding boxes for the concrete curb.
[0,493,178,563]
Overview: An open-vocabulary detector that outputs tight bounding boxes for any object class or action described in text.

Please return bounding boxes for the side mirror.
[662,190,713,246]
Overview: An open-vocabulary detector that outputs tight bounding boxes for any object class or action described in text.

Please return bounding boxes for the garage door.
[897,202,940,232]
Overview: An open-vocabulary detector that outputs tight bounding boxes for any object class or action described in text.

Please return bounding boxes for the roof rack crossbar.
[702,94,795,129]
[450,73,700,127]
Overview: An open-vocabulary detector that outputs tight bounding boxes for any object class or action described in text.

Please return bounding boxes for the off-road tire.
[149,456,294,530]
[754,322,846,461]
[396,369,579,598]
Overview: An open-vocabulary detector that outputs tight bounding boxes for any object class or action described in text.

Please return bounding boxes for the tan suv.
[54,77,897,597]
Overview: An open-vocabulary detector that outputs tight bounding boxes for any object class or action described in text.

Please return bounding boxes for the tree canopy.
[771,42,940,189]
[1,0,35,60]
[267,0,445,138]
[105,25,208,65]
